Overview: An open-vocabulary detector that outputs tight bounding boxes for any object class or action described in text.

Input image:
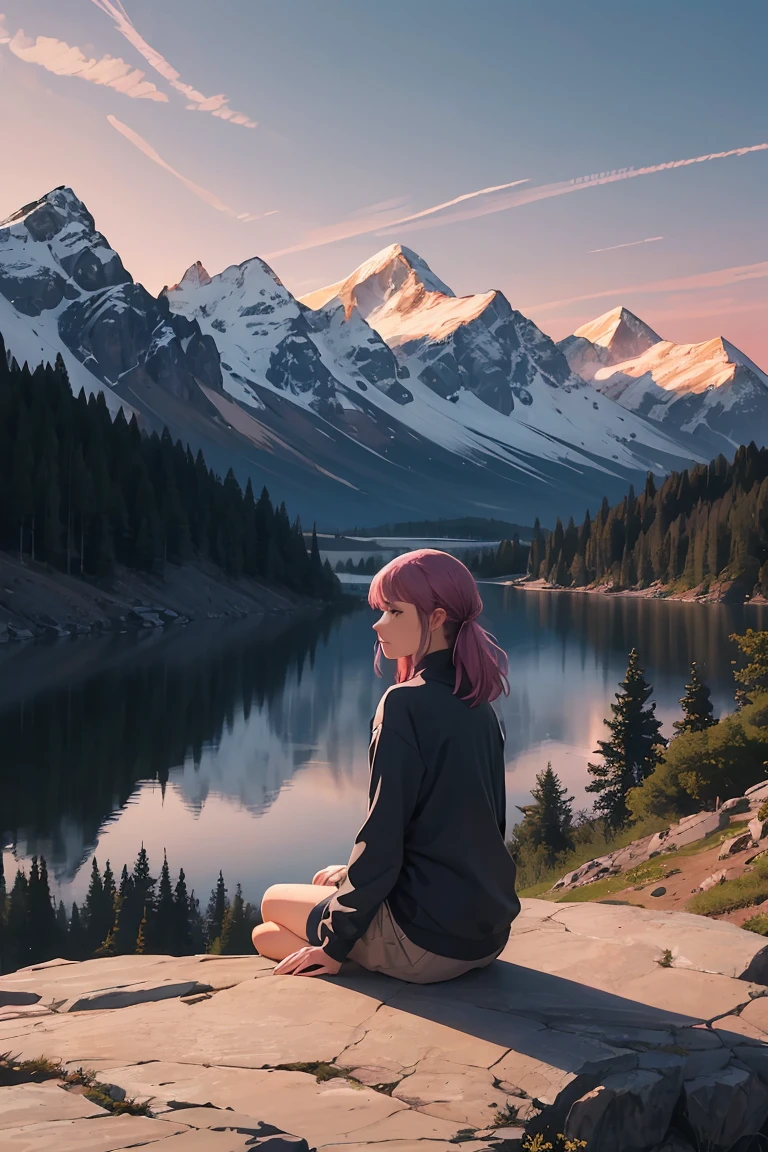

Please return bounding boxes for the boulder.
[718,832,753,858]
[749,816,768,844]
[720,797,750,813]
[564,1066,683,1151]
[681,1064,768,1150]
[697,870,727,892]
[745,779,768,798]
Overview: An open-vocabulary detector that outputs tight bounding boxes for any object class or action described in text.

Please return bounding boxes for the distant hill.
[334,515,539,540]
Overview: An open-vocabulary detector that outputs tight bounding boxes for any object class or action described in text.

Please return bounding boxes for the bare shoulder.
[372,677,424,729]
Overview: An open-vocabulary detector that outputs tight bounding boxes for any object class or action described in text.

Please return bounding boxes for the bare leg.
[252,921,308,961]
[253,883,338,961]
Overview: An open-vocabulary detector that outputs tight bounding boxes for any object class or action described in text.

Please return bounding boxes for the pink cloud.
[0,13,166,100]
[89,0,257,127]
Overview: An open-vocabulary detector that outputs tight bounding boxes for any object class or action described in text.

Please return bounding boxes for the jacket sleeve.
[495,711,507,840]
[317,701,425,963]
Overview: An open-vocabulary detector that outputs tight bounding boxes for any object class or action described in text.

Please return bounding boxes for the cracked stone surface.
[2,899,768,1150]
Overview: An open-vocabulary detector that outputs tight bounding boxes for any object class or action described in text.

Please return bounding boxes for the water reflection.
[2,587,766,912]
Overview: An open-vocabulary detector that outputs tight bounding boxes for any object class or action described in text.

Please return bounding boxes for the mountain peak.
[342,243,455,301]
[170,261,212,291]
[299,243,454,315]
[0,185,95,233]
[573,305,662,364]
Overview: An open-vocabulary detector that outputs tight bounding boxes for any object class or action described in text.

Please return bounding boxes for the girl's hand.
[272,945,342,978]
[312,865,347,887]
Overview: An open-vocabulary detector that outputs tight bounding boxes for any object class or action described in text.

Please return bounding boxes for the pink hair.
[368,548,510,708]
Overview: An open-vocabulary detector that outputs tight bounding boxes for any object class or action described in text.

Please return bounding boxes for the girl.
[251,548,520,984]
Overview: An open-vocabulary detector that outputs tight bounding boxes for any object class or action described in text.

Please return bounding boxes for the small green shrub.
[687,855,768,916]
[742,913,768,936]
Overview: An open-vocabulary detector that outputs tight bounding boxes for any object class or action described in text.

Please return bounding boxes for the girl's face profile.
[372,597,446,659]
[373,598,416,659]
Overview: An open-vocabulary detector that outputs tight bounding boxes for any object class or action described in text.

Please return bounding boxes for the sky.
[1,0,767,366]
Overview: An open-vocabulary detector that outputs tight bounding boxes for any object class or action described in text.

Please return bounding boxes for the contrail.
[264,179,529,259]
[375,141,768,238]
[106,115,262,220]
[268,140,768,259]
[588,236,663,254]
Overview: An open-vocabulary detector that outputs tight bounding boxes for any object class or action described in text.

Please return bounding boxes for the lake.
[2,585,767,915]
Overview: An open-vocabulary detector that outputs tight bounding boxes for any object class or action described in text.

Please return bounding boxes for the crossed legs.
[252,882,337,961]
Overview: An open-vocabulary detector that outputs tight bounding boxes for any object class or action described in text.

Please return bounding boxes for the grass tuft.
[687,853,768,916]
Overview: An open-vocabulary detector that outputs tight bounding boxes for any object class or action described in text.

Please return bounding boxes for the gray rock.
[697,870,727,892]
[718,831,753,858]
[650,887,667,897]
[564,1066,683,1151]
[720,797,751,813]
[681,1064,768,1150]
[731,1044,768,1085]
[749,816,768,844]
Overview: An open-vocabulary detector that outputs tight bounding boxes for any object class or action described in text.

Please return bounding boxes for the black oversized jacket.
[316,646,520,963]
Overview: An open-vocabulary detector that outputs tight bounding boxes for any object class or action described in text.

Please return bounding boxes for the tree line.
[334,534,530,580]
[0,844,260,975]
[510,627,768,886]
[526,443,768,596]
[0,335,339,599]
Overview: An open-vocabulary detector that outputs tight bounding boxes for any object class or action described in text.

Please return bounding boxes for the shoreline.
[0,549,337,650]
[502,575,768,607]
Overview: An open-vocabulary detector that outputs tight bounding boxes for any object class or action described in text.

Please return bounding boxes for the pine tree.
[100,860,117,946]
[673,662,717,734]
[68,902,87,960]
[152,852,175,954]
[124,844,156,951]
[731,628,768,710]
[83,857,104,952]
[219,883,256,954]
[135,907,148,954]
[6,870,30,972]
[586,649,666,830]
[187,889,207,954]
[0,854,6,974]
[513,763,575,866]
[171,868,194,956]
[206,871,229,951]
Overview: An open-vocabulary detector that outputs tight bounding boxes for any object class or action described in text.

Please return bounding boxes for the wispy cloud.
[521,259,768,313]
[588,236,663,254]
[0,12,166,100]
[377,142,768,237]
[264,179,529,259]
[89,0,257,127]
[106,115,262,220]
[268,140,768,259]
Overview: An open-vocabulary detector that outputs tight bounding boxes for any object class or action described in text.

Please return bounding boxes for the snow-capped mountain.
[0,187,223,415]
[559,307,768,451]
[0,188,718,529]
[301,243,579,411]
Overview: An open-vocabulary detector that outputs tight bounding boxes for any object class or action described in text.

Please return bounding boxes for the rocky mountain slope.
[560,306,768,453]
[0,189,718,530]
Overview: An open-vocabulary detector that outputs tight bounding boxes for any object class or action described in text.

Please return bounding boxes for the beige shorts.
[345,900,505,984]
